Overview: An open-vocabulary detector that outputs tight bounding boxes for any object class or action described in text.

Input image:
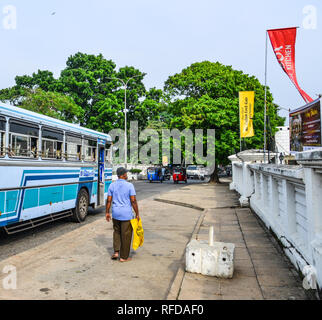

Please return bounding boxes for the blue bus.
[0,102,113,234]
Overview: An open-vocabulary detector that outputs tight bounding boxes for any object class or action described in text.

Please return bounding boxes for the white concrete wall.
[229,150,322,292]
[112,164,150,181]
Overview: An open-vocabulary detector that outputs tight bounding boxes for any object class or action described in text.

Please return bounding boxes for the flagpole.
[239,93,242,152]
[239,105,242,152]
[264,30,268,163]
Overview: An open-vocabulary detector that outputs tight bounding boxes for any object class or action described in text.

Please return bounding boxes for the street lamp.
[107,75,141,167]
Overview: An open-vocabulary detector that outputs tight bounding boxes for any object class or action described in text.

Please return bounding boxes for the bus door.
[97,142,105,207]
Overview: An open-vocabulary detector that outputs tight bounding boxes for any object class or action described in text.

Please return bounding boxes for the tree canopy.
[19,88,84,123]
[0,57,285,167]
[164,61,285,165]
[0,53,162,131]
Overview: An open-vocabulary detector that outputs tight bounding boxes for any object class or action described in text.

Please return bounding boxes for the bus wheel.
[72,189,89,222]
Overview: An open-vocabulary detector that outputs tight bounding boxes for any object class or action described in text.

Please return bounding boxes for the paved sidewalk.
[0,179,311,300]
[0,197,200,300]
[163,180,310,300]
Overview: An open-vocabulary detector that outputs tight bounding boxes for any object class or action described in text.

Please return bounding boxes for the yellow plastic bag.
[130,218,144,250]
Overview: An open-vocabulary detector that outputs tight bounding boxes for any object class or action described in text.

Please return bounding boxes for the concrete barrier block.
[186,239,235,278]
[239,196,249,207]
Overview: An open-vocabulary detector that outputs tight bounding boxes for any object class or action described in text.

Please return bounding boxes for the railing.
[229,150,322,293]
[0,146,5,157]
[0,147,97,162]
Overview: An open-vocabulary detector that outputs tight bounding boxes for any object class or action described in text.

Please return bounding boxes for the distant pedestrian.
[161,167,165,179]
[105,167,140,262]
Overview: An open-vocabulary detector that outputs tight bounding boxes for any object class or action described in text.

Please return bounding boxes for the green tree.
[133,88,169,130]
[165,61,285,181]
[0,86,30,105]
[15,70,58,91]
[58,52,118,127]
[0,53,151,133]
[89,94,123,133]
[20,88,84,123]
[0,70,59,105]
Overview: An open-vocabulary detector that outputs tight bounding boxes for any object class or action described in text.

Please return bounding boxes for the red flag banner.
[267,27,313,104]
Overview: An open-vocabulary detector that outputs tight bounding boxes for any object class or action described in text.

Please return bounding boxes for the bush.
[129,169,142,174]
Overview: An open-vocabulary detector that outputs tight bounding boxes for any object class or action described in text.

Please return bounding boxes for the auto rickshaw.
[147,167,164,183]
[172,167,187,184]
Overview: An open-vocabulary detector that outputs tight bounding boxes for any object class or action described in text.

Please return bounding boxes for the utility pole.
[107,75,141,167]
[264,31,268,163]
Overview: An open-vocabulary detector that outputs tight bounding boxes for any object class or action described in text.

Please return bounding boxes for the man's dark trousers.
[112,218,133,259]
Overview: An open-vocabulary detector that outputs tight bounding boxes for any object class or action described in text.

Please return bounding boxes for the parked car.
[218,167,227,177]
[225,165,232,177]
[186,165,206,180]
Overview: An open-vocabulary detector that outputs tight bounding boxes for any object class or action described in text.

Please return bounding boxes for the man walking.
[105,167,140,262]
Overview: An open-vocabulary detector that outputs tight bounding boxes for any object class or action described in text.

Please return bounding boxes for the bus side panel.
[90,181,97,205]
[104,168,113,201]
[0,192,5,215]
[0,165,110,228]
[0,166,24,227]
[0,166,84,226]
[90,168,112,205]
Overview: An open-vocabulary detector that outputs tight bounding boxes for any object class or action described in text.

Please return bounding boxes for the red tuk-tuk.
[173,167,187,184]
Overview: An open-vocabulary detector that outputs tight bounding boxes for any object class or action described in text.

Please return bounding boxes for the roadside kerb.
[166,209,206,300]
[155,197,239,300]
[154,197,207,300]
[154,198,204,212]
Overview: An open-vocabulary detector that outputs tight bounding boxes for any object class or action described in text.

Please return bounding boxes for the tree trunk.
[209,165,220,184]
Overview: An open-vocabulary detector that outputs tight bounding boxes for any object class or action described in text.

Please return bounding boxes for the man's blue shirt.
[107,179,136,221]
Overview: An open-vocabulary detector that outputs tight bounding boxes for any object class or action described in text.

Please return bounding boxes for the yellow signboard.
[239,91,255,138]
[162,156,168,166]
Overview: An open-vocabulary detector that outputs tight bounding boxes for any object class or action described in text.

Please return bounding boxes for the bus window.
[0,117,5,157]
[84,138,97,162]
[0,132,5,157]
[13,135,28,157]
[42,128,63,160]
[30,137,38,158]
[66,134,82,161]
[9,120,39,158]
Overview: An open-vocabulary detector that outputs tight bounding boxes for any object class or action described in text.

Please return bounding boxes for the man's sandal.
[111,253,119,260]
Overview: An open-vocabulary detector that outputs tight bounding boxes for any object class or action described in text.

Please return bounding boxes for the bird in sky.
[51,12,56,16]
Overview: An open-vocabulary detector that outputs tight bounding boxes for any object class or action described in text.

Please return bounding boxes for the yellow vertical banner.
[239,91,255,138]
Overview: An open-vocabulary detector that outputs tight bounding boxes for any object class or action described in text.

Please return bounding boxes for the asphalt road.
[135,177,211,201]
[0,178,209,262]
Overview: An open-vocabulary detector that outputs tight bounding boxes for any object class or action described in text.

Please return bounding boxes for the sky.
[0,0,321,124]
